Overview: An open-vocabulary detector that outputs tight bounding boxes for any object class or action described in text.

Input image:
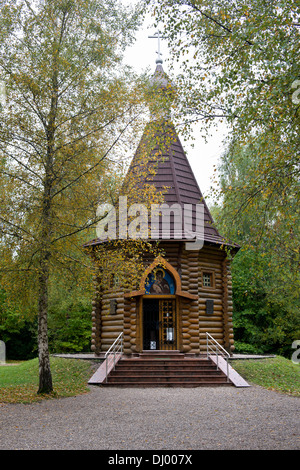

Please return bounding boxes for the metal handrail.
[206,332,230,382]
[105,332,123,383]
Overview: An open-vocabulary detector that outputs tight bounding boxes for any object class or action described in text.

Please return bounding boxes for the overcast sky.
[121,2,229,202]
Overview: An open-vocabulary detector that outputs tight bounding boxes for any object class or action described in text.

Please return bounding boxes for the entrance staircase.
[88,334,250,387]
[97,351,233,387]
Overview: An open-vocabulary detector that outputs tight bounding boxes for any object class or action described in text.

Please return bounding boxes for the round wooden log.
[199,322,224,329]
[182,319,198,326]
[101,332,122,340]
[102,317,123,325]
[188,306,201,313]
[199,327,223,337]
[182,333,191,340]
[102,314,124,321]
[181,311,190,317]
[182,327,190,333]
[198,298,223,305]
[101,326,123,334]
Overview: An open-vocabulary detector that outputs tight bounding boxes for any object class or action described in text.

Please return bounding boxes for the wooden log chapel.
[84,53,240,381]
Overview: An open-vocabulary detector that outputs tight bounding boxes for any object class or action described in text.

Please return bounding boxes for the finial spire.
[148,31,165,64]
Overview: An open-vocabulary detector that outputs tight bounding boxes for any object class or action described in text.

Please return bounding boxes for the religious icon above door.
[145,267,175,295]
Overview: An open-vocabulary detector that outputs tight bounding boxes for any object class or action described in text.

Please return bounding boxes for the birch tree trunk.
[37,56,58,393]
[37,149,54,393]
[38,252,52,393]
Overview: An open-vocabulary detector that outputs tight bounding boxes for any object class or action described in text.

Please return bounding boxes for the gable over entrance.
[124,256,198,301]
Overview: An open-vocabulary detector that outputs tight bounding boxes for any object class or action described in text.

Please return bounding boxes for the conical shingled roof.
[125,119,233,246]
[84,64,239,250]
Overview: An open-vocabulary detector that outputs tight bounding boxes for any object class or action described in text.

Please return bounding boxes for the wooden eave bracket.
[124,289,144,298]
[176,290,198,300]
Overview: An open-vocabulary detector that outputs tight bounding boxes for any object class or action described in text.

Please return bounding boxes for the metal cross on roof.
[148,31,165,64]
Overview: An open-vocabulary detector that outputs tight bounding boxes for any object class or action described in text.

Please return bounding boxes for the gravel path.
[0,384,299,450]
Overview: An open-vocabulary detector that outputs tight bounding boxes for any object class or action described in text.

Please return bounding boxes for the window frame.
[201,270,215,290]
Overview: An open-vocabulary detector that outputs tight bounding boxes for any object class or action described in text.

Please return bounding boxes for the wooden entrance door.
[159,299,177,350]
[143,298,177,350]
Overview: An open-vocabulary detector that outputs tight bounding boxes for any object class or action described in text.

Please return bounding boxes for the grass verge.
[232,356,300,396]
[1,355,299,404]
[0,357,94,404]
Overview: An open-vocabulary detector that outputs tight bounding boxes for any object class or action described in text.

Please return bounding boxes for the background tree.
[150,0,299,242]
[0,0,144,393]
[213,141,300,356]
[150,0,300,354]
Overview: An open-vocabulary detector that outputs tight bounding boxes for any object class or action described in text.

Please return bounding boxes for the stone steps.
[102,352,233,387]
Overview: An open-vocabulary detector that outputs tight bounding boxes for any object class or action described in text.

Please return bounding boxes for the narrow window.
[203,273,212,287]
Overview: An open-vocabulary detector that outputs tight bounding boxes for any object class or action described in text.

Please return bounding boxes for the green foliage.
[48,290,92,353]
[0,0,144,391]
[2,322,37,360]
[231,248,300,357]
[232,341,261,355]
[152,0,300,256]
[0,287,37,359]
[215,138,300,357]
[151,1,300,358]
[152,0,299,139]
[0,0,144,279]
[0,280,93,357]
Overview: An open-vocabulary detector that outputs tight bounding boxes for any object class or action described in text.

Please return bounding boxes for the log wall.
[91,273,102,355]
[197,245,231,353]
[92,242,235,355]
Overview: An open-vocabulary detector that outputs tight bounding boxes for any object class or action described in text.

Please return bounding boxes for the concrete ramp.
[209,355,250,387]
[88,354,122,385]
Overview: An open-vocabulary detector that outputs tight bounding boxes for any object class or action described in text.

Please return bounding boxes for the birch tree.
[0,0,143,393]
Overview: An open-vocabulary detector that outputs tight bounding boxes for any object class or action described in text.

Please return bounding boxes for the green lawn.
[0,357,94,403]
[232,356,300,396]
[0,355,299,404]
